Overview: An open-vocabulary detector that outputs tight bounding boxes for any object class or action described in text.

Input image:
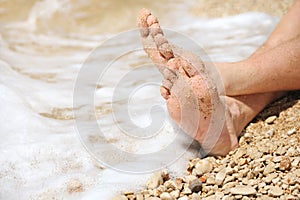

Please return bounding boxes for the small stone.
[272,156,282,162]
[265,129,275,137]
[160,192,173,200]
[199,175,207,183]
[189,179,202,193]
[147,172,163,189]
[294,169,300,177]
[287,128,296,136]
[170,190,180,199]
[215,168,227,185]
[279,157,292,171]
[271,177,281,185]
[243,132,253,138]
[184,175,197,183]
[181,185,192,195]
[164,180,177,190]
[161,170,170,181]
[193,159,213,176]
[223,176,235,184]
[264,173,278,184]
[268,186,283,197]
[263,162,276,175]
[238,158,248,166]
[126,195,135,200]
[230,185,256,195]
[233,148,247,160]
[206,176,216,185]
[178,196,188,200]
[190,193,201,200]
[265,116,276,124]
[286,195,297,200]
[291,157,300,167]
[215,191,224,199]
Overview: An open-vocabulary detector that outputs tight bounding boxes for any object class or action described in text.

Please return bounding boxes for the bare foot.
[137,9,245,155]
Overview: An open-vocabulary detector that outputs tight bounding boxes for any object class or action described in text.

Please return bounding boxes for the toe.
[181,59,198,77]
[162,67,177,83]
[160,86,170,100]
[162,79,173,90]
[138,8,151,37]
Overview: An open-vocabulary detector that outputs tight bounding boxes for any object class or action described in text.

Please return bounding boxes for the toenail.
[147,15,158,26]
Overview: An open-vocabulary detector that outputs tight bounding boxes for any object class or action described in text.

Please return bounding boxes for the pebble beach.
[117,92,300,199]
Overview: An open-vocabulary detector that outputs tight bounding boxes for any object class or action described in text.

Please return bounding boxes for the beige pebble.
[190,193,202,200]
[159,192,173,200]
[147,172,163,189]
[206,176,216,185]
[215,168,227,185]
[287,128,296,136]
[264,173,278,184]
[193,159,213,175]
[263,162,276,175]
[170,190,180,199]
[265,116,276,124]
[268,186,283,197]
[164,180,177,190]
[291,157,300,167]
[272,156,282,162]
[230,185,256,195]
[178,195,189,200]
[265,129,275,137]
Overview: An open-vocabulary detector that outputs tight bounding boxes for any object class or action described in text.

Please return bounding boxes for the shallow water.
[0,0,279,199]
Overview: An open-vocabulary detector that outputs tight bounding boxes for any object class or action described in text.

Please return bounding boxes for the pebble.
[233,148,247,160]
[265,116,277,124]
[147,172,163,189]
[263,162,276,175]
[264,173,278,183]
[160,192,173,200]
[230,185,256,195]
[189,179,202,193]
[178,196,189,200]
[164,180,177,190]
[206,176,216,185]
[170,190,180,199]
[193,159,213,175]
[272,156,282,162]
[215,168,227,185]
[265,129,275,137]
[287,128,296,136]
[268,186,283,197]
[279,157,292,171]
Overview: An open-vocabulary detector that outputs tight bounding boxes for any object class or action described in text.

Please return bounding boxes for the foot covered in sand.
[138,9,241,155]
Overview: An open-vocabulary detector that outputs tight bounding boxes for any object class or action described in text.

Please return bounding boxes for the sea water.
[0,0,278,199]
